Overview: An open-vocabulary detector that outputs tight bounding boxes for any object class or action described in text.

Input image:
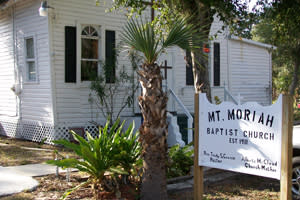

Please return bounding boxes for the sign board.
[198,94,282,179]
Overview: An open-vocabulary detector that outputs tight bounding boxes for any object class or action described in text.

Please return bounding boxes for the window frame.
[80,24,102,82]
[24,35,38,83]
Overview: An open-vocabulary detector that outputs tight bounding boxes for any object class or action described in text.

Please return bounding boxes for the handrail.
[224,87,239,105]
[168,88,193,144]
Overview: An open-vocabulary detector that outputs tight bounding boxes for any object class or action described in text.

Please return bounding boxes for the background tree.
[252,1,300,120]
[252,17,294,98]
[253,1,300,97]
[121,19,195,199]
[112,0,255,98]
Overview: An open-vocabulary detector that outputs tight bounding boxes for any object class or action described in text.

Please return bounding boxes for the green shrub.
[47,119,141,200]
[111,121,142,175]
[167,142,194,178]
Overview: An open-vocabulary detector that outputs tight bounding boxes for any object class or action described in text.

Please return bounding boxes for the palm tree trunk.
[138,63,168,200]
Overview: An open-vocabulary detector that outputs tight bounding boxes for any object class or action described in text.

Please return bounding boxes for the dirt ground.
[0,135,297,200]
[1,170,284,200]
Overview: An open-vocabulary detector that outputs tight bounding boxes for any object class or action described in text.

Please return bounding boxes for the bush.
[47,119,141,200]
[167,142,194,178]
[111,120,142,183]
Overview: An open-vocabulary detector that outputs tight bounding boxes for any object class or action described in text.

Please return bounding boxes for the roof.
[229,35,276,50]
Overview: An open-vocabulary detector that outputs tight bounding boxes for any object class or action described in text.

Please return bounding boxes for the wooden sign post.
[194,93,204,200]
[194,94,293,200]
[280,95,293,200]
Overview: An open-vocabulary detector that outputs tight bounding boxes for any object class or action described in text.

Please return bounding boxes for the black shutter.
[186,50,194,86]
[213,42,220,86]
[105,30,116,83]
[65,26,76,83]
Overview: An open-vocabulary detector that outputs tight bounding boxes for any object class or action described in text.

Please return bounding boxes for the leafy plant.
[89,52,141,124]
[47,119,141,200]
[111,121,142,176]
[167,143,194,178]
[214,96,222,105]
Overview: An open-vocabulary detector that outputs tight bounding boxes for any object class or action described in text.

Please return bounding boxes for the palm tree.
[121,19,196,199]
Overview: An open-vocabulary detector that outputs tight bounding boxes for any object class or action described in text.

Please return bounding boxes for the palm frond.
[122,17,204,66]
[60,180,91,200]
[52,139,82,156]
[121,19,160,64]
[162,18,198,50]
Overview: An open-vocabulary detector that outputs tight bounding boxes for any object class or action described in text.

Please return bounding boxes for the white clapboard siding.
[209,15,271,106]
[14,0,54,123]
[171,47,195,114]
[51,0,134,125]
[229,39,271,105]
[0,8,17,117]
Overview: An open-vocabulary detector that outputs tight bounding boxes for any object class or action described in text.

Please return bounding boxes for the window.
[81,25,100,81]
[213,43,220,86]
[25,37,37,82]
[64,25,115,83]
[186,50,194,86]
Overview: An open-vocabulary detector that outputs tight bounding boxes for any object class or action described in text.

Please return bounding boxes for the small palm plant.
[121,18,197,199]
[47,119,141,200]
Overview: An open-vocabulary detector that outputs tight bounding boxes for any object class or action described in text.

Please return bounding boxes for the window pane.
[81,26,98,37]
[27,61,36,81]
[81,61,98,81]
[26,38,34,59]
[81,38,98,59]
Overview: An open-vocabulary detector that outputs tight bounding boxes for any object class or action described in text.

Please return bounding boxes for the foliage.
[113,0,256,95]
[214,96,222,105]
[167,143,194,178]
[252,13,291,96]
[253,1,300,96]
[111,120,142,177]
[47,119,141,200]
[112,0,255,37]
[89,58,139,123]
[121,18,197,65]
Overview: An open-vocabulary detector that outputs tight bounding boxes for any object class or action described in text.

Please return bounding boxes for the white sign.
[198,94,282,179]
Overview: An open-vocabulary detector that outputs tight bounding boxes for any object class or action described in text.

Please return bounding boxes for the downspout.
[227,33,231,93]
[12,4,21,119]
[47,1,57,127]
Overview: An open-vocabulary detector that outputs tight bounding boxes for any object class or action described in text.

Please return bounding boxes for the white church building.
[0,0,274,145]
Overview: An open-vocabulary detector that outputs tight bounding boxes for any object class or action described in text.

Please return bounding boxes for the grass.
[0,145,53,166]
[0,135,75,166]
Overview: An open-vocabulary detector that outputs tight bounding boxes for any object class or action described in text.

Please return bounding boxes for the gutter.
[228,35,277,50]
